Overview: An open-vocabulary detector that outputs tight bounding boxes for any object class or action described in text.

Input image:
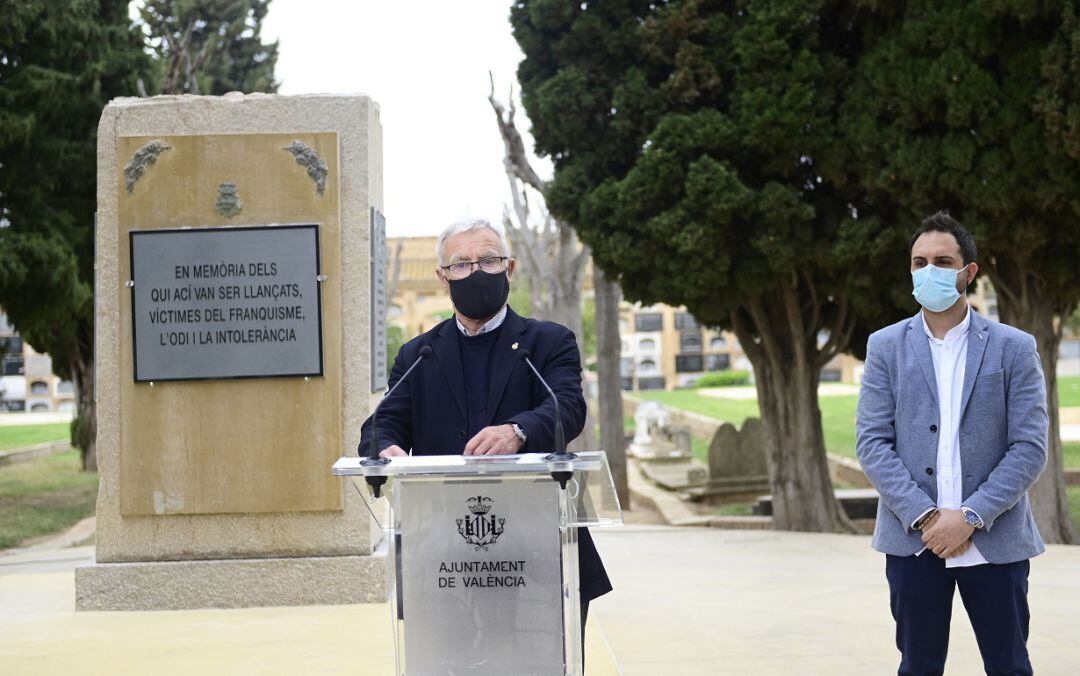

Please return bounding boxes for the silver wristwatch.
[511,423,527,446]
[961,507,984,529]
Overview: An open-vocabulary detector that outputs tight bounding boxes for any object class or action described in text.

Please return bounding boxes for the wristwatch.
[511,423,527,447]
[961,507,984,529]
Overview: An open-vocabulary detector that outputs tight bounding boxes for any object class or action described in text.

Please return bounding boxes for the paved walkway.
[0,546,617,675]
[3,528,1079,674]
[589,527,1080,675]
[1062,424,1080,442]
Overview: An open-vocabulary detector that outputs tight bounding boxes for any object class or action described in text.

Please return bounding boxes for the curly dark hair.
[909,210,978,265]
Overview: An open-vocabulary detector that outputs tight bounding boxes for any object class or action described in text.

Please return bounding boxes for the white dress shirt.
[456,305,507,337]
[921,307,987,568]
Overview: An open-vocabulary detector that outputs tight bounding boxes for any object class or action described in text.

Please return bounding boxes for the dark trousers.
[581,600,589,667]
[886,554,1031,676]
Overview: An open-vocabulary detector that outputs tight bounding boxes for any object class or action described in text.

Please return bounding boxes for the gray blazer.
[855,310,1047,563]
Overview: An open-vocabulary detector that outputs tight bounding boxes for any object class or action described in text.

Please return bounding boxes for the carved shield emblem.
[456,495,506,551]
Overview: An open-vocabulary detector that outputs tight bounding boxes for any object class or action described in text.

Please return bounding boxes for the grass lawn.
[626,410,714,464]
[637,390,860,459]
[633,390,760,425]
[1070,487,1080,533]
[713,502,754,516]
[629,384,1080,529]
[639,388,1080,466]
[1065,442,1080,469]
[0,423,69,452]
[0,449,98,550]
[1059,376,1080,408]
[691,435,709,462]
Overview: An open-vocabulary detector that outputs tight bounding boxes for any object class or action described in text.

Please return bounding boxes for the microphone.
[518,349,578,481]
[360,345,432,497]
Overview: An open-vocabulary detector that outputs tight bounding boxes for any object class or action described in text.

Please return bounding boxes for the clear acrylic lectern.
[332,452,622,676]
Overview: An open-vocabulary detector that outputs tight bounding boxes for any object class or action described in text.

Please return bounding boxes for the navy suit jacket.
[358,306,612,602]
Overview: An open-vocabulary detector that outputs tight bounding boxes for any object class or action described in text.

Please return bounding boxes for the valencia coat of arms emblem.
[456,496,506,551]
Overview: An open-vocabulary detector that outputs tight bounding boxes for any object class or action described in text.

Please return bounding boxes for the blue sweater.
[458,326,502,438]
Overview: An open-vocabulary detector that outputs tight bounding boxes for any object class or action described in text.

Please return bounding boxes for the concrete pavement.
[588,526,1080,675]
[0,546,617,675]
[2,527,1079,674]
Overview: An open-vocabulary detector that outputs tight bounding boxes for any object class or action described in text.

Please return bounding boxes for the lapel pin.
[511,342,519,350]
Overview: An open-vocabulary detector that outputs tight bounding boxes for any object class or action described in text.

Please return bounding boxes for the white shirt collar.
[921,305,971,344]
[456,305,507,337]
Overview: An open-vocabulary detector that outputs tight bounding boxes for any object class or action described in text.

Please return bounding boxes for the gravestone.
[708,417,767,479]
[683,417,770,502]
[628,401,667,457]
[628,401,692,460]
[75,93,386,610]
[631,401,705,490]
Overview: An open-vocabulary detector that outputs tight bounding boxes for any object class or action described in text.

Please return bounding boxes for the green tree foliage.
[507,275,533,321]
[1,1,278,472]
[844,1,1080,543]
[513,1,915,531]
[386,324,405,376]
[580,295,597,366]
[694,370,751,388]
[139,0,278,95]
[0,0,153,469]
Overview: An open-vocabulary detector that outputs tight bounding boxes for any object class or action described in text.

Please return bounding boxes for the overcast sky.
[261,0,551,239]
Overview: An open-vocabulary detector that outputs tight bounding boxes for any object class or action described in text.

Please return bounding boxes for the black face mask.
[448,270,510,320]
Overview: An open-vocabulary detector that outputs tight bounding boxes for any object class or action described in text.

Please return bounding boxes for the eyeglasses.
[440,256,509,280]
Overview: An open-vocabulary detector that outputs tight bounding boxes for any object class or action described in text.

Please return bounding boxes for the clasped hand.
[377,424,522,459]
[464,424,522,456]
[920,508,975,558]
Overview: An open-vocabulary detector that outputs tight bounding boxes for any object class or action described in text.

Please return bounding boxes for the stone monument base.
[75,547,387,611]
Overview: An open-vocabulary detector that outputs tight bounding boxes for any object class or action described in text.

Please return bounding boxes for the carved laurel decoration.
[124,140,170,194]
[214,182,242,218]
[283,140,328,195]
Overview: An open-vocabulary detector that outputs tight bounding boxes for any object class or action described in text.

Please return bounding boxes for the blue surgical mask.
[911,264,968,312]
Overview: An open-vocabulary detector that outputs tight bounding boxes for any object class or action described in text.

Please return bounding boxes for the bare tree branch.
[186,34,217,94]
[801,269,821,336]
[490,73,598,447]
[160,24,185,93]
[746,296,785,368]
[387,239,404,304]
[489,71,545,191]
[816,297,852,368]
[780,273,808,368]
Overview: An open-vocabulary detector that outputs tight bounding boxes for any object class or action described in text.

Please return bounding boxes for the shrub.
[71,414,91,451]
[694,370,750,388]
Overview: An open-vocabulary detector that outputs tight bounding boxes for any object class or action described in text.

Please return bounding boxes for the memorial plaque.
[370,207,388,391]
[114,130,346,519]
[130,224,323,381]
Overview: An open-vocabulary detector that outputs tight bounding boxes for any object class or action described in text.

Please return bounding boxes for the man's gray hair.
[435,217,510,266]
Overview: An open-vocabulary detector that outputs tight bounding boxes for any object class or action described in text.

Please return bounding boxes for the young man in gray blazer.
[856,211,1048,676]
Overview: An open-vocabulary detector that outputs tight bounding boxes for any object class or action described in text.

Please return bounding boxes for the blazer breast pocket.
[971,369,1005,412]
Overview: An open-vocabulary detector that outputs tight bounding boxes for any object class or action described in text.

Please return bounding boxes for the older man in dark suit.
[357,216,612,617]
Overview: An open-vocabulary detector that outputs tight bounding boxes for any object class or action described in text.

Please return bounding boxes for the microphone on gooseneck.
[360,345,432,497]
[517,349,567,456]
